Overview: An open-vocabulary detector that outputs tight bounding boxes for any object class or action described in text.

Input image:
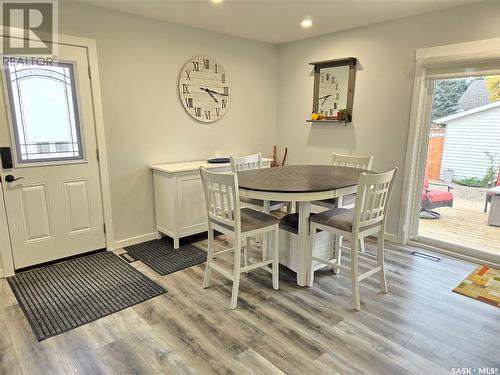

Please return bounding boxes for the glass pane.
[4,62,83,163]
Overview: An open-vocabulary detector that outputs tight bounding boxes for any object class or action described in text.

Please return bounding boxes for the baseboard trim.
[114,232,160,250]
[368,232,400,244]
[384,232,400,244]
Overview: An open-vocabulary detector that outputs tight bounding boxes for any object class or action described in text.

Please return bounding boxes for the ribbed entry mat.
[124,238,206,276]
[7,251,166,341]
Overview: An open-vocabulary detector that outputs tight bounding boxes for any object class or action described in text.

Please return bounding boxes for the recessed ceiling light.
[211,0,223,3]
[301,18,312,28]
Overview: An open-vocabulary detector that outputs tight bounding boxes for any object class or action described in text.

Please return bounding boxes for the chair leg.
[263,200,271,214]
[377,230,388,294]
[351,239,361,311]
[230,239,242,309]
[203,226,214,288]
[337,239,342,271]
[262,232,268,261]
[272,225,279,290]
[333,234,342,274]
[244,237,250,273]
[307,224,317,287]
[484,196,489,213]
[286,202,293,214]
[360,237,366,253]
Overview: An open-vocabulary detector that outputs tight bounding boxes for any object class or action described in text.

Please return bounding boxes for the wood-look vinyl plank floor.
[0,237,499,375]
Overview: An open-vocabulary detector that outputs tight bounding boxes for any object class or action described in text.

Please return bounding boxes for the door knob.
[4,174,24,183]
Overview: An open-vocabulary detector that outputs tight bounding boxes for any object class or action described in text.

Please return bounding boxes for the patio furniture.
[487,186,500,227]
[199,167,280,309]
[307,168,398,310]
[421,174,453,219]
[484,169,500,213]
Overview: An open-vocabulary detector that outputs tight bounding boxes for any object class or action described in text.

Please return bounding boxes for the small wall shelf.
[306,119,350,124]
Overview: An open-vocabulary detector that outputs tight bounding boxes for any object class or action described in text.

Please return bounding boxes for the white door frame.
[0,29,113,277]
[399,37,500,266]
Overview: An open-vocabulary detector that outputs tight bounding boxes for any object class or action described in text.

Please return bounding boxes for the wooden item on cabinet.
[151,158,271,249]
[310,57,356,121]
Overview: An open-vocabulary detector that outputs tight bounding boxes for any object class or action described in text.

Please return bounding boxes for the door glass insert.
[4,61,83,163]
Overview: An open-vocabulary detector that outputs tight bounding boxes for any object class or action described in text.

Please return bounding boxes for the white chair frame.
[200,167,279,309]
[307,168,397,311]
[315,152,375,256]
[230,153,290,213]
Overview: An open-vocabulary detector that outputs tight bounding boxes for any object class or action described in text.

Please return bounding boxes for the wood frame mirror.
[310,57,357,122]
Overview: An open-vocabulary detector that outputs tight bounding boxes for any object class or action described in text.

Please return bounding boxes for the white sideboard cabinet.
[151,159,271,248]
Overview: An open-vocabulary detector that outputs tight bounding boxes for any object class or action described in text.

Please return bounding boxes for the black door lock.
[0,147,13,169]
[4,175,24,183]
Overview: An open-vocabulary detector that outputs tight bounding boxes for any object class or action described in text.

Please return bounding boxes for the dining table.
[237,165,369,286]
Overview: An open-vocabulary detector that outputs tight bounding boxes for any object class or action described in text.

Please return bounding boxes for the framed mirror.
[310,57,356,121]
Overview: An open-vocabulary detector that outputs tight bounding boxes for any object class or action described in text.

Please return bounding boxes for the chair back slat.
[332,153,374,170]
[354,168,398,231]
[200,167,240,230]
[230,153,263,172]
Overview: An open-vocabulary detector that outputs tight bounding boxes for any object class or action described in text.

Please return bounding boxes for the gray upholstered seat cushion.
[310,208,354,231]
[216,207,280,233]
[310,208,380,232]
[240,208,280,232]
[240,196,286,209]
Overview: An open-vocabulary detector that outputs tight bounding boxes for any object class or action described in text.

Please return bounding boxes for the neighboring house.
[435,101,500,180]
[456,78,489,111]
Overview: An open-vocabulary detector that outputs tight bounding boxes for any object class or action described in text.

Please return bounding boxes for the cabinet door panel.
[178,176,207,233]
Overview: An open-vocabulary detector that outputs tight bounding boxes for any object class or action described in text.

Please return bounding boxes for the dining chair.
[315,153,374,209]
[307,167,397,311]
[199,167,280,309]
[314,152,374,255]
[230,153,290,213]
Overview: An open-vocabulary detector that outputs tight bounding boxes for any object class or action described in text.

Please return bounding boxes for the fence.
[426,128,445,180]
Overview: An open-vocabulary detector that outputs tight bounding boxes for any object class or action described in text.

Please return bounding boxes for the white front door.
[0,43,105,269]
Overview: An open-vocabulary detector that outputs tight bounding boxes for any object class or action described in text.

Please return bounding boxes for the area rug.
[124,238,206,276]
[7,251,166,341]
[452,266,499,308]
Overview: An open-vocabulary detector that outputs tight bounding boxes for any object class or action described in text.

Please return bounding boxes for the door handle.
[4,174,24,183]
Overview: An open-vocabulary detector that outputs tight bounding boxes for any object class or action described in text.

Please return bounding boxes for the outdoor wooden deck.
[419,198,500,256]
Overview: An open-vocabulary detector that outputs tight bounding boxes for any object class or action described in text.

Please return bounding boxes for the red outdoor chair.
[421,174,454,219]
[484,169,500,212]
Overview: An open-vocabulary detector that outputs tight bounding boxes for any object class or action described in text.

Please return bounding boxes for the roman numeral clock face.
[178,56,231,123]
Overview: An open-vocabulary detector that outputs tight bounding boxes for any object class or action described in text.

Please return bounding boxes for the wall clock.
[178,56,231,123]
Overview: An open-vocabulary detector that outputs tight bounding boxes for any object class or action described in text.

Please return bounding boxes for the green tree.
[431,78,470,120]
[485,75,500,102]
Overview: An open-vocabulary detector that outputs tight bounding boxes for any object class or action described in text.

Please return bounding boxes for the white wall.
[441,106,500,180]
[275,0,500,235]
[57,2,278,244]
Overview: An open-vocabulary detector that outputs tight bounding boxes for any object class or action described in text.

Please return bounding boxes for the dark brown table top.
[237,165,369,193]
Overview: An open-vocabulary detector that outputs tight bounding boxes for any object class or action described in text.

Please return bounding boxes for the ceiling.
[72,0,483,44]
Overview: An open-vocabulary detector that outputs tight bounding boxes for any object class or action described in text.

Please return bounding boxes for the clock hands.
[200,87,229,97]
[200,87,218,103]
[318,94,332,105]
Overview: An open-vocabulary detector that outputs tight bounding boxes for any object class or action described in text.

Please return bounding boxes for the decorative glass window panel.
[4,62,83,163]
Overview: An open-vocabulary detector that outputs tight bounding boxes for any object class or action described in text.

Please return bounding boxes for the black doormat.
[124,238,206,276]
[7,251,166,341]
